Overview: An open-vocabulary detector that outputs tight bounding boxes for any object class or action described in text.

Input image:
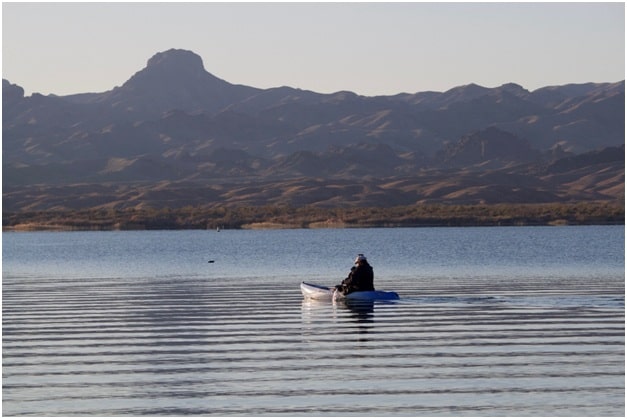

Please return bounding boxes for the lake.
[2,226,624,416]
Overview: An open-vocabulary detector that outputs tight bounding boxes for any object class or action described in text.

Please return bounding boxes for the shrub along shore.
[3,201,623,231]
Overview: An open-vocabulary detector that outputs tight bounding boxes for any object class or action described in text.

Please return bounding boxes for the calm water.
[2,226,624,416]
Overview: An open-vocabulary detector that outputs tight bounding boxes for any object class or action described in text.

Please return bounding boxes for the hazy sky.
[2,2,625,97]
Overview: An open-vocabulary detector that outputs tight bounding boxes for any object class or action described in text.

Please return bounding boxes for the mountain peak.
[497,82,529,96]
[108,49,259,116]
[120,48,220,96]
[146,49,205,74]
[3,79,25,104]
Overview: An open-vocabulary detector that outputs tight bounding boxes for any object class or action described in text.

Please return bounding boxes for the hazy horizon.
[2,2,625,97]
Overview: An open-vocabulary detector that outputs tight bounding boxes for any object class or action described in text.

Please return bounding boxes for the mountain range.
[2,48,624,211]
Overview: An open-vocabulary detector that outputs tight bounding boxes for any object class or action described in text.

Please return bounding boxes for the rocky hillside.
[2,49,624,211]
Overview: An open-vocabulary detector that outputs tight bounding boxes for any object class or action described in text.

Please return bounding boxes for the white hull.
[300,281,399,301]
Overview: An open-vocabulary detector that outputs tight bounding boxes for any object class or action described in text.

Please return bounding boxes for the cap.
[354,253,367,264]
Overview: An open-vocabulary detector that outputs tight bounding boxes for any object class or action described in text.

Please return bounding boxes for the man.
[336,254,375,295]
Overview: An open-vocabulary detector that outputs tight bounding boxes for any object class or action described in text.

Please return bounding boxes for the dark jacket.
[340,262,374,294]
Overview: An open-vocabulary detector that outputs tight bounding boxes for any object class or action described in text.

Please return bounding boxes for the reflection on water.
[301,298,376,322]
[343,300,376,324]
[3,227,624,416]
[302,299,377,342]
[3,273,624,416]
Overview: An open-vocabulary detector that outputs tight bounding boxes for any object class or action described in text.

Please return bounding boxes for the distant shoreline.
[3,201,623,232]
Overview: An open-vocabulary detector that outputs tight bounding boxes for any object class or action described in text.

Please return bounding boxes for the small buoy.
[208,260,215,263]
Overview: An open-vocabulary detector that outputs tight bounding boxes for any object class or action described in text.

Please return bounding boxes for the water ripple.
[3,274,624,416]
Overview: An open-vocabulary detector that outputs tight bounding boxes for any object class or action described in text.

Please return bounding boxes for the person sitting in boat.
[336,254,375,295]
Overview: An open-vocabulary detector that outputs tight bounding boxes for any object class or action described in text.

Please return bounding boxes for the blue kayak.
[300,281,399,301]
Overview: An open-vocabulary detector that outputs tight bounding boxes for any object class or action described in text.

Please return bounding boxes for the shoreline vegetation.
[3,201,624,232]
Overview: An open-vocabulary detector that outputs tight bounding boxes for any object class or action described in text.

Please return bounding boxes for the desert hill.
[2,48,624,212]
